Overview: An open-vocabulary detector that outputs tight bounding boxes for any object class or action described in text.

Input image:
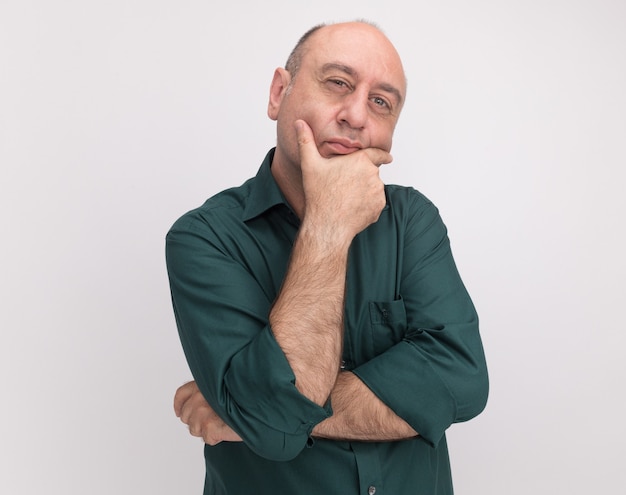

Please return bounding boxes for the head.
[267,21,407,175]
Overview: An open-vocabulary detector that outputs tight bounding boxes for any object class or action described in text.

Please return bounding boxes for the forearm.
[270,223,351,406]
[268,120,390,407]
[312,372,418,441]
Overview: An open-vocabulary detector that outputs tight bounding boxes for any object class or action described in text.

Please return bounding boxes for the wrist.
[297,218,354,255]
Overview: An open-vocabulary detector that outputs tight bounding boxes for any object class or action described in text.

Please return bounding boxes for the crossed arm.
[174,371,417,445]
[169,122,487,453]
[174,123,417,445]
[172,120,417,445]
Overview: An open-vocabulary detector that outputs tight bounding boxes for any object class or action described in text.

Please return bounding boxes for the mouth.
[323,139,363,155]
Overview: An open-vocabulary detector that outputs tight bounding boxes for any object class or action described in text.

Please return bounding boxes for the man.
[166,20,488,494]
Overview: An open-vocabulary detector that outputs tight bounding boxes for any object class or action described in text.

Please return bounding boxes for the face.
[268,22,407,175]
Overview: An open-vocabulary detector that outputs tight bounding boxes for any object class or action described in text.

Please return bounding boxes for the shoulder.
[384,183,440,218]
[168,178,255,237]
[382,184,449,243]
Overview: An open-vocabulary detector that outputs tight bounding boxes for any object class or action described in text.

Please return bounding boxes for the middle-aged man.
[166,20,488,495]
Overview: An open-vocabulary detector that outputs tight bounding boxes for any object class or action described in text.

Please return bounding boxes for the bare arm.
[173,120,393,443]
[268,230,346,405]
[175,376,417,444]
[312,372,418,441]
[269,120,391,405]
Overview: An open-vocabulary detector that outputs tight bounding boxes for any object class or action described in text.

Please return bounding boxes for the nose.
[336,89,368,130]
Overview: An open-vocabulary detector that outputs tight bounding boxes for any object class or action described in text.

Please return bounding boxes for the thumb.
[294,119,321,164]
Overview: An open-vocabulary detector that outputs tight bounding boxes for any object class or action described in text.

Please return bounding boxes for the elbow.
[222,395,325,462]
[454,362,489,423]
[240,427,313,462]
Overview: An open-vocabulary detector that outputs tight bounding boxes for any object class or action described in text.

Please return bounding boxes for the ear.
[267,68,291,121]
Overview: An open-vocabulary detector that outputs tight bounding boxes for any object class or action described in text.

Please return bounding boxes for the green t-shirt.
[166,148,488,494]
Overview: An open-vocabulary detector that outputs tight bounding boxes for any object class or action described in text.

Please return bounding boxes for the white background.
[1,1,624,493]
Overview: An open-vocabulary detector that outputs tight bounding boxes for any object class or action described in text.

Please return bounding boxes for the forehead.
[302,23,407,97]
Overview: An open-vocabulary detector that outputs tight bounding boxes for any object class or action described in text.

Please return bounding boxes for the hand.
[295,119,391,241]
[173,381,242,445]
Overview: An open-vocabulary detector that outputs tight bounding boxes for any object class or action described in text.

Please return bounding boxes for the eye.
[371,96,391,111]
[325,78,352,92]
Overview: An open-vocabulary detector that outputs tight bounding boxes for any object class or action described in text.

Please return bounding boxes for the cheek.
[378,118,400,148]
[370,128,394,152]
[277,119,297,150]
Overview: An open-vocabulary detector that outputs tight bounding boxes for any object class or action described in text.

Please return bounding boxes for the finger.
[173,380,198,417]
[294,119,321,164]
[179,397,195,425]
[179,390,205,424]
[180,390,214,426]
[188,422,202,437]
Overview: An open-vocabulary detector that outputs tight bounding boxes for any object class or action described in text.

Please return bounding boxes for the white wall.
[1,1,624,493]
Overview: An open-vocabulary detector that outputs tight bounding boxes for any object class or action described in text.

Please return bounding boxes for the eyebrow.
[320,62,404,105]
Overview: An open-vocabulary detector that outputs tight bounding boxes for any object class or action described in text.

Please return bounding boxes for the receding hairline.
[284,20,385,78]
